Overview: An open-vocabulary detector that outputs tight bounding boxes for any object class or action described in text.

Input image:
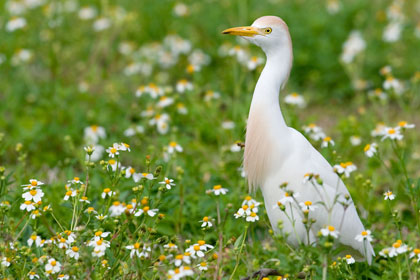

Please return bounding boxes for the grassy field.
[1,0,420,279]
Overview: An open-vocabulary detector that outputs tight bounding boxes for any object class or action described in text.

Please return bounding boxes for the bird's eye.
[264,28,272,34]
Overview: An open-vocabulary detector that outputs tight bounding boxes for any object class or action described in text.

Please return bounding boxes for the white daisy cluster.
[371,121,414,141]
[379,240,408,258]
[234,196,261,222]
[20,179,46,219]
[161,240,214,279]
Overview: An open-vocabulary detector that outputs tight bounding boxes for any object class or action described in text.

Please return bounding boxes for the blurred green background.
[0,0,419,172]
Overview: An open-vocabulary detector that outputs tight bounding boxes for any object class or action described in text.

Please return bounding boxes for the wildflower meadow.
[1,0,420,279]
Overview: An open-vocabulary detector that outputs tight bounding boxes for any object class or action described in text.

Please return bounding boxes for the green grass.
[1,0,420,279]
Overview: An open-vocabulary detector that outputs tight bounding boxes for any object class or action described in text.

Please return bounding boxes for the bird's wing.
[290,128,374,262]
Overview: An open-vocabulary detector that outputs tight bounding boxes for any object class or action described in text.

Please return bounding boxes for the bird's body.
[223,16,374,263]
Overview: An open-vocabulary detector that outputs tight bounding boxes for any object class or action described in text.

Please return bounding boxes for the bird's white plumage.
[235,16,374,263]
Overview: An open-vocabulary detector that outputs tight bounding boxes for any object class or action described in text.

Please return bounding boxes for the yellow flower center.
[361,231,368,236]
[198,240,205,246]
[213,185,222,190]
[103,188,111,193]
[126,204,133,209]
[95,231,102,236]
[328,226,335,232]
[72,246,79,252]
[91,125,98,132]
[74,177,79,181]
[203,216,209,222]
[129,168,135,174]
[414,249,420,254]
[134,243,140,249]
[96,239,103,246]
[159,255,166,261]
[250,212,257,217]
[175,254,183,260]
[24,200,32,205]
[324,136,331,142]
[245,196,252,201]
[386,191,393,196]
[51,260,57,266]
[242,205,249,210]
[30,189,37,196]
[81,196,88,201]
[141,198,148,205]
[165,179,170,184]
[60,238,66,243]
[345,255,352,259]
[304,201,312,206]
[193,245,200,251]
[31,181,38,186]
[31,235,37,240]
[110,148,117,154]
[398,121,407,127]
[284,192,290,197]
[143,206,150,212]
[200,262,207,267]
[388,128,396,134]
[393,242,401,248]
[113,201,120,206]
[66,190,72,196]
[169,141,177,147]
[364,144,371,152]
[108,159,116,165]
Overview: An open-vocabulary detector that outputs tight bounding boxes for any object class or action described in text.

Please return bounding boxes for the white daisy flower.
[66,246,80,260]
[159,177,175,189]
[345,255,355,264]
[208,185,228,196]
[200,216,212,228]
[320,225,339,239]
[333,162,357,177]
[284,92,305,108]
[101,188,115,199]
[299,201,317,212]
[22,179,44,190]
[168,141,183,154]
[20,200,36,212]
[176,79,193,93]
[321,136,335,148]
[22,188,44,203]
[134,206,158,217]
[186,240,214,258]
[125,242,142,258]
[106,143,120,158]
[384,190,395,200]
[45,258,61,274]
[355,230,373,242]
[364,143,378,157]
[381,127,403,141]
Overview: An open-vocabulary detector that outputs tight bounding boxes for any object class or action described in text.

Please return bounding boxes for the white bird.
[223,16,374,264]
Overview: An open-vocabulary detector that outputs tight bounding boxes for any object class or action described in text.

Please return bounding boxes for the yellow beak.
[222,26,260,37]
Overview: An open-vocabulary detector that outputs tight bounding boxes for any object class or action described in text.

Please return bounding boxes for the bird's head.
[222,16,291,55]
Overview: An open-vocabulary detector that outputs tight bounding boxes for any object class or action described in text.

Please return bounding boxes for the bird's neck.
[244,43,293,191]
[250,44,293,128]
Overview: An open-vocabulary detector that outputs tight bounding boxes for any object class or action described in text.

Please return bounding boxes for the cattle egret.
[223,16,374,265]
